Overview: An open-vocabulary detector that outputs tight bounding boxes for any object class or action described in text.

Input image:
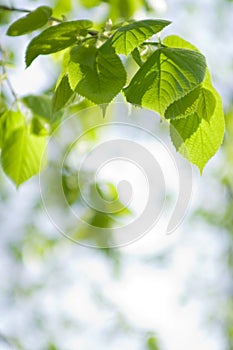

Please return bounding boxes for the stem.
[141,41,166,48]
[0,5,63,23]
[88,30,99,36]
[0,45,18,101]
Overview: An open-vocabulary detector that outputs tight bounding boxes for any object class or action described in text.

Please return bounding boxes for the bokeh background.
[1,0,233,349]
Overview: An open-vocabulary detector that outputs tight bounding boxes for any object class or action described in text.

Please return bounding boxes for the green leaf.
[67,46,127,104]
[163,34,198,51]
[1,127,47,186]
[0,110,25,148]
[80,0,101,8]
[197,87,216,122]
[124,47,206,115]
[162,34,225,171]
[52,75,74,113]
[147,336,159,350]
[25,20,93,66]
[31,116,50,136]
[170,87,225,172]
[108,0,144,22]
[102,19,171,55]
[7,6,52,36]
[165,86,201,119]
[22,95,52,121]
[131,47,143,66]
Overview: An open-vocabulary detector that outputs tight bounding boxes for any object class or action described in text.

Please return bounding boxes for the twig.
[141,41,166,48]
[0,5,63,23]
[0,45,18,101]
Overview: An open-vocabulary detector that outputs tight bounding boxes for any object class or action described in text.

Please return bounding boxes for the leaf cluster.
[0,6,225,186]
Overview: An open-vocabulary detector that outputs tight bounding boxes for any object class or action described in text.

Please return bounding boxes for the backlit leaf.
[103,19,171,55]
[163,34,225,171]
[197,87,216,122]
[170,88,225,172]
[0,110,25,147]
[165,86,201,119]
[124,47,206,115]
[67,46,127,104]
[1,127,47,186]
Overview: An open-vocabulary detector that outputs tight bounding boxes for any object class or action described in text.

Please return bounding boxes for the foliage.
[0,3,225,187]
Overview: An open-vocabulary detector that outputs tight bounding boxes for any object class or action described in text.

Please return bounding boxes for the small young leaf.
[7,6,52,36]
[102,19,171,55]
[170,88,224,172]
[0,110,25,147]
[124,47,206,116]
[52,75,74,113]
[1,127,47,186]
[25,20,93,66]
[67,46,127,104]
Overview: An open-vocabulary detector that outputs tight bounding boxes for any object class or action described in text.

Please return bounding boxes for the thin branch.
[0,45,18,101]
[0,5,63,23]
[0,5,30,13]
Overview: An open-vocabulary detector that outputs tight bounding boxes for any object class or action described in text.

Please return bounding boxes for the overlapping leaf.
[164,86,201,119]
[25,20,93,66]
[165,35,225,171]
[170,88,224,172]
[102,19,171,55]
[124,47,206,115]
[67,46,127,104]
[7,6,52,36]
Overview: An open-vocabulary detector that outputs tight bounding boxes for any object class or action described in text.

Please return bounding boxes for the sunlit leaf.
[162,34,225,171]
[0,110,25,147]
[1,127,47,186]
[68,45,127,104]
[163,34,198,51]
[102,19,171,55]
[124,47,206,115]
[165,86,201,119]
[197,87,216,122]
[170,87,225,172]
